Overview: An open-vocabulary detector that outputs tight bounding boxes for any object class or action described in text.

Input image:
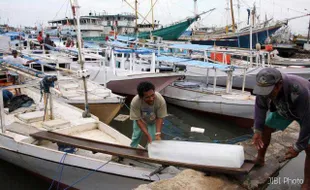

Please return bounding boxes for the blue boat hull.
[191,25,282,48]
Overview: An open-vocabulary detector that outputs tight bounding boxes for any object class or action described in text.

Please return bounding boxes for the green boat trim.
[133,16,198,41]
[82,36,106,42]
[82,17,197,42]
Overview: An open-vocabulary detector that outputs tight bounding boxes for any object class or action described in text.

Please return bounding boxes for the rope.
[52,0,69,20]
[124,102,131,111]
[212,134,253,144]
[65,0,70,18]
[57,153,67,190]
[63,160,111,190]
[48,152,68,190]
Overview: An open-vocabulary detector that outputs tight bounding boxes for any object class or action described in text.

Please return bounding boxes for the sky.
[0,0,309,35]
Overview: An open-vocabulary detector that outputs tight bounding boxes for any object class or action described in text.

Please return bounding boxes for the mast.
[237,0,240,24]
[252,3,256,26]
[69,0,91,118]
[307,16,310,44]
[194,0,198,16]
[193,0,198,29]
[151,0,154,29]
[135,0,138,35]
[230,0,236,33]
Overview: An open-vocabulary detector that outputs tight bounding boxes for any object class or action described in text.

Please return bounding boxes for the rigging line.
[52,0,69,20]
[65,0,70,18]
[239,0,250,8]
[169,1,195,15]
[263,0,307,14]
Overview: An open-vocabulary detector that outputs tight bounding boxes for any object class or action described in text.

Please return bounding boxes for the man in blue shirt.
[252,68,310,189]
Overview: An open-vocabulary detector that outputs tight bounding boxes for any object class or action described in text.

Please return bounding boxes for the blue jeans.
[3,90,13,103]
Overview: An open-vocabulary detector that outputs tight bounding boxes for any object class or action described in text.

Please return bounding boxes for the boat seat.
[61,83,79,91]
[16,111,44,123]
[61,91,80,99]
[6,122,41,136]
[42,119,71,131]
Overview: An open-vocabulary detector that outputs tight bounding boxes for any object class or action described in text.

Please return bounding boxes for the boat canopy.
[109,35,136,42]
[156,56,189,63]
[109,41,128,48]
[168,44,213,51]
[156,56,237,71]
[114,48,153,55]
[84,41,101,49]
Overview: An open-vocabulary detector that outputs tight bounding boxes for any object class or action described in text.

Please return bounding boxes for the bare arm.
[26,59,39,64]
[136,119,152,143]
[155,118,163,140]
[156,118,163,133]
[254,95,269,133]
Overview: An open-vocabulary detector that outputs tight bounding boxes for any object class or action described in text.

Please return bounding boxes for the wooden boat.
[39,45,183,96]
[191,23,283,48]
[0,78,254,189]
[0,83,178,189]
[0,56,125,124]
[157,56,256,128]
[135,16,199,41]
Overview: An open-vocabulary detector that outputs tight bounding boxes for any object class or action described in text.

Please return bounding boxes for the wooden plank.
[235,158,280,189]
[30,131,255,175]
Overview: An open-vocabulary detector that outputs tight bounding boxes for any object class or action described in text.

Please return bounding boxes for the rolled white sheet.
[148,140,244,168]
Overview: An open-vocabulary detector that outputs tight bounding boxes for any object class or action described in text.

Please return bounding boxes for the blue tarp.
[3,32,25,37]
[109,35,136,42]
[109,41,129,48]
[168,44,213,51]
[84,41,101,49]
[184,60,234,70]
[2,32,25,41]
[156,56,189,63]
[114,48,153,55]
[156,56,236,70]
[181,30,192,37]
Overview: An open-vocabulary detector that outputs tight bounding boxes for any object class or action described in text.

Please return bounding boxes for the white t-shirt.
[130,92,168,125]
[3,55,27,65]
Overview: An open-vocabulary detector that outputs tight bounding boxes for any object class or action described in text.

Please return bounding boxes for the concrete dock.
[135,122,301,190]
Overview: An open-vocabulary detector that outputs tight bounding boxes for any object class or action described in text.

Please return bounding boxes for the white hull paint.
[186,66,310,90]
[0,145,148,190]
[161,85,255,120]
[0,87,177,189]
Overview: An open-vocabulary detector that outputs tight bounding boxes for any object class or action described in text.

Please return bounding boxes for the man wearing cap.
[252,68,310,189]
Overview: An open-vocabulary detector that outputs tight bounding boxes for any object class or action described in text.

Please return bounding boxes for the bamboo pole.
[151,0,154,29]
[123,0,152,25]
[135,0,138,34]
[69,0,91,118]
[230,0,236,33]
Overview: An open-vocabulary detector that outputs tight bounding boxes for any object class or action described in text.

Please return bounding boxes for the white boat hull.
[161,85,255,128]
[0,87,177,189]
[0,147,148,190]
[186,66,310,90]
